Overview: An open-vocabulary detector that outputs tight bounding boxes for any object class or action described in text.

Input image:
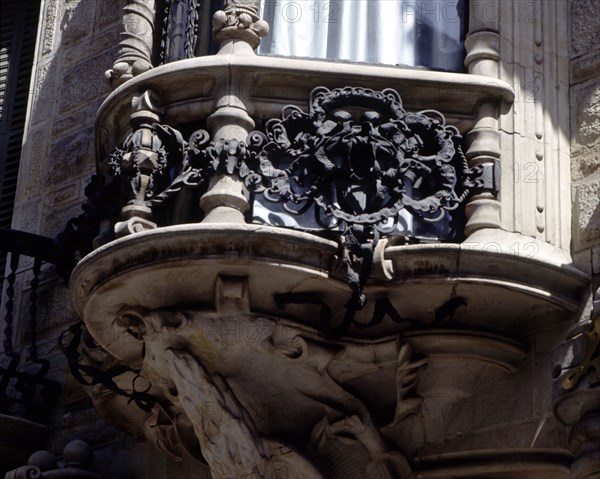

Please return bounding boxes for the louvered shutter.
[0,0,41,281]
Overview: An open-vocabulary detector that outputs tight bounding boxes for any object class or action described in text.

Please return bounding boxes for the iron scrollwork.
[65,86,477,336]
[59,322,156,412]
[241,86,473,327]
[245,87,471,229]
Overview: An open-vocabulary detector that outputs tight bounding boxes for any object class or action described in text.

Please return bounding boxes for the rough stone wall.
[5,0,211,477]
[570,0,600,310]
[10,0,128,464]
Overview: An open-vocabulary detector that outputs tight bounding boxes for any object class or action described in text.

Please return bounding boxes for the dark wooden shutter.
[0,0,41,281]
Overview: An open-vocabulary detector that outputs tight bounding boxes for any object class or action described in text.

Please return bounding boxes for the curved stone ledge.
[405,329,526,373]
[95,52,515,154]
[71,223,588,357]
[382,232,588,335]
[413,448,572,479]
[70,223,340,360]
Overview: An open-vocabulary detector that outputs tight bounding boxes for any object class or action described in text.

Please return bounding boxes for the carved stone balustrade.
[4,440,101,479]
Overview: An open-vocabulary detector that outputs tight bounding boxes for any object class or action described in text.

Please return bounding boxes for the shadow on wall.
[1,0,128,477]
[19,0,121,239]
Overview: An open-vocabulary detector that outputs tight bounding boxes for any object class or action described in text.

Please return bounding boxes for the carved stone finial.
[111,90,186,237]
[213,0,269,50]
[106,0,157,88]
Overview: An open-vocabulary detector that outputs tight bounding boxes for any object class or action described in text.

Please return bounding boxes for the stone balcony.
[62,1,590,478]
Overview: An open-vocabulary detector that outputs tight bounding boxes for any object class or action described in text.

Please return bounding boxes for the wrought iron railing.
[0,228,62,420]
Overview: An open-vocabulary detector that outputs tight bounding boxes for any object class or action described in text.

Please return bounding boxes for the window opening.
[258,0,467,72]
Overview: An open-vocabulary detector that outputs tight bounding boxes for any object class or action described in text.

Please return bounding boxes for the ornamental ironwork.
[0,229,62,418]
[164,86,474,238]
[244,86,471,231]
[150,86,475,323]
[67,86,484,336]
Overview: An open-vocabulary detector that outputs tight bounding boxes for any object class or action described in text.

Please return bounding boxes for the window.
[157,0,222,63]
[258,0,467,72]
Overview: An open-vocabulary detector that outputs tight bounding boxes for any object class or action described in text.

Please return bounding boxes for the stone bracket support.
[552,288,600,479]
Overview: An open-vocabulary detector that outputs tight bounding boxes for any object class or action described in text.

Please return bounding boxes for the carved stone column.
[553,287,600,479]
[199,2,268,223]
[106,0,157,87]
[494,0,571,249]
[463,1,502,236]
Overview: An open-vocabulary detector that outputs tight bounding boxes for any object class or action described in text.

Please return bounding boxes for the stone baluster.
[106,0,157,87]
[552,287,600,479]
[463,1,502,236]
[5,440,100,479]
[198,1,269,223]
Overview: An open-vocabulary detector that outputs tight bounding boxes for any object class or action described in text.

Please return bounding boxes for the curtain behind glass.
[258,0,466,72]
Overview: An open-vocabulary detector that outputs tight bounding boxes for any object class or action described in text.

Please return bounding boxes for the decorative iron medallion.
[66,86,480,337]
[243,86,472,235]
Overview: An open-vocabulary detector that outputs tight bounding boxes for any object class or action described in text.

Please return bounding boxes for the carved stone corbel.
[552,287,600,479]
[69,272,425,478]
[106,0,157,87]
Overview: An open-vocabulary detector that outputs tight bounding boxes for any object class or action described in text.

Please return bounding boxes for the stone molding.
[70,229,587,351]
[414,448,572,479]
[95,54,514,155]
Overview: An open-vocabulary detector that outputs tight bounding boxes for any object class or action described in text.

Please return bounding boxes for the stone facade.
[1,1,598,478]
